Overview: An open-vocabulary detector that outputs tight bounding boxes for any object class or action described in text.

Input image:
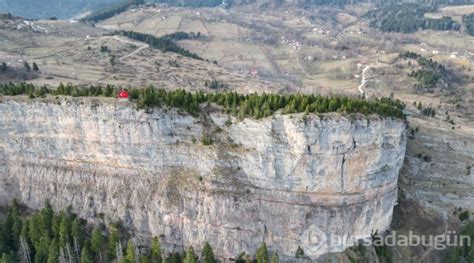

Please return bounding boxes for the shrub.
[295,246,305,258]
[459,211,470,222]
[200,134,213,146]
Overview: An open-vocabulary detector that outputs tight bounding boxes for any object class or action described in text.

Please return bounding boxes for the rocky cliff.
[0,97,407,260]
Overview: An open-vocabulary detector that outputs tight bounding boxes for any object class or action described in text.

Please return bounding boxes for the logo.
[300,225,328,254]
[299,228,471,253]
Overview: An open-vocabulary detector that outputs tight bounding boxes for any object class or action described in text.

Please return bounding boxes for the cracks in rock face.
[0,101,407,260]
[334,145,347,193]
[341,155,346,193]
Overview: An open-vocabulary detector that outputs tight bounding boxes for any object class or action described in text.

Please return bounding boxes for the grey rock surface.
[0,98,407,260]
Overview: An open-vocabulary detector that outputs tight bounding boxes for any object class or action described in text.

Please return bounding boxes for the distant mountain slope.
[0,0,124,19]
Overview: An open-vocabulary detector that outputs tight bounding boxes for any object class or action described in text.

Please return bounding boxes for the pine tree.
[3,201,22,253]
[107,226,120,260]
[90,228,103,255]
[167,252,181,263]
[445,247,461,263]
[24,62,31,72]
[255,243,269,263]
[71,218,84,249]
[27,215,42,250]
[183,247,198,263]
[140,255,150,263]
[32,62,39,71]
[71,217,84,258]
[123,240,136,263]
[71,86,80,97]
[0,253,15,263]
[270,253,279,263]
[468,242,474,263]
[41,200,55,238]
[201,242,216,263]
[150,237,162,263]
[80,246,93,263]
[47,238,60,263]
[51,215,61,241]
[59,215,70,248]
[19,233,32,263]
[295,246,305,258]
[35,235,51,263]
[0,225,7,256]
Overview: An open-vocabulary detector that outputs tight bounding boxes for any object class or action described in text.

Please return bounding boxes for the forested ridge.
[112,31,204,60]
[0,200,279,263]
[0,83,406,119]
[399,52,452,91]
[82,0,145,22]
[365,3,460,33]
[365,2,474,35]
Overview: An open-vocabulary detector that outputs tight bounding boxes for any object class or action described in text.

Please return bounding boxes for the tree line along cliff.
[0,83,406,119]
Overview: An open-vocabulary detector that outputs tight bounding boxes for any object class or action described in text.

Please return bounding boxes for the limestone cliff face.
[0,98,407,260]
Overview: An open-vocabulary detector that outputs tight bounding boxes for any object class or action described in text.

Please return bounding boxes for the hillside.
[0,16,286,93]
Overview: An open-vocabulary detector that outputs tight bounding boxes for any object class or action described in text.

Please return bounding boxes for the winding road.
[113,36,149,62]
[119,44,149,62]
[294,49,315,80]
[358,65,371,96]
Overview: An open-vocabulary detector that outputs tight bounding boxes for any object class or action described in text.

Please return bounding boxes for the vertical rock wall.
[0,98,407,260]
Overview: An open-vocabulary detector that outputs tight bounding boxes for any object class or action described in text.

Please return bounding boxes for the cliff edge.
[0,97,407,260]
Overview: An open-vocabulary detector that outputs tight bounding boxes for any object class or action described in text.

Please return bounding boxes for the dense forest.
[399,52,451,91]
[112,31,203,60]
[0,200,280,263]
[463,13,474,36]
[0,83,406,119]
[82,0,145,22]
[365,3,460,33]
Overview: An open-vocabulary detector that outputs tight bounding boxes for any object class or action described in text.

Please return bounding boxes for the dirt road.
[358,65,370,96]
